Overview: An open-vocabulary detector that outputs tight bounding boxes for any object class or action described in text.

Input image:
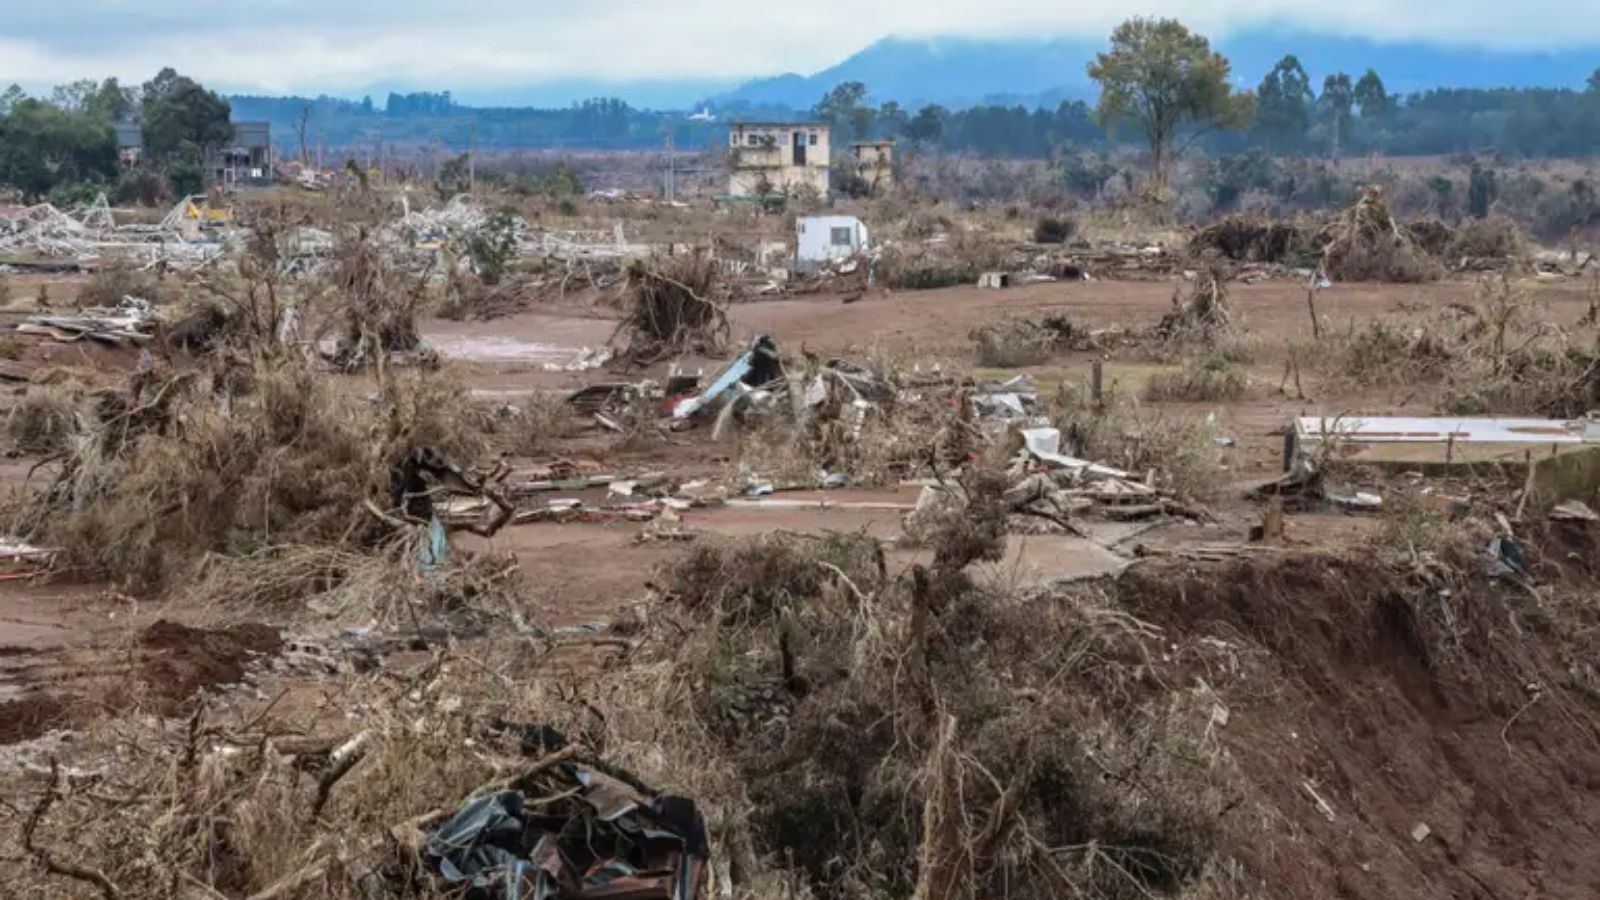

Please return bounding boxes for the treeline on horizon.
[8,19,1600,209]
[229,64,1600,160]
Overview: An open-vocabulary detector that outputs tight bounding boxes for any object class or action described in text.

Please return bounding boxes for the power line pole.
[468,118,477,193]
[663,133,675,201]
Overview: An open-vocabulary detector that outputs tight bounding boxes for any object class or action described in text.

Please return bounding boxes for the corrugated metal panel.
[1295,415,1600,444]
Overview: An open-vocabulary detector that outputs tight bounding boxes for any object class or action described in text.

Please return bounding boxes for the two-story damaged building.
[727,123,830,198]
[849,141,895,193]
[212,121,275,187]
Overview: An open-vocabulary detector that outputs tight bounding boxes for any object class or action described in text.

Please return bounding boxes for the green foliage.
[168,156,204,197]
[435,153,471,200]
[496,161,585,198]
[140,68,232,161]
[0,98,117,200]
[1468,163,1498,219]
[1032,215,1078,244]
[813,81,873,143]
[47,181,106,209]
[1321,73,1354,155]
[1207,149,1278,210]
[1088,17,1251,187]
[906,104,947,145]
[115,168,170,206]
[1058,150,1115,196]
[52,78,137,122]
[1254,55,1314,151]
[464,209,519,286]
[1355,69,1389,119]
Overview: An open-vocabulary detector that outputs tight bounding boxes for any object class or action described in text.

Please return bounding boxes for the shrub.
[1032,215,1078,244]
[971,318,1062,368]
[1144,354,1248,402]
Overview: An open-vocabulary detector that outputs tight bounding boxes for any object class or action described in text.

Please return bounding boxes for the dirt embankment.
[1116,545,1600,899]
[0,619,282,745]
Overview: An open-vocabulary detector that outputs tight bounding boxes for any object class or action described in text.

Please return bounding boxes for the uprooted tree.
[611,253,731,365]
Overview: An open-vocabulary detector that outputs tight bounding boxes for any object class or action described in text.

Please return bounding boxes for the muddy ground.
[1,267,1598,899]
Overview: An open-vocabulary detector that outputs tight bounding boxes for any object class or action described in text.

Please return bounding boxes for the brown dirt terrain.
[1118,552,1600,899]
[2,250,1599,900]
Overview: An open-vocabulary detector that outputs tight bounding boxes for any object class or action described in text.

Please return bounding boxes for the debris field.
[1,189,1599,900]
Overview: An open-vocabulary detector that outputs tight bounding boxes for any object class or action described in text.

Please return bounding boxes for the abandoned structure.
[727,122,830,198]
[114,122,143,167]
[849,141,895,193]
[796,215,869,266]
[211,121,275,187]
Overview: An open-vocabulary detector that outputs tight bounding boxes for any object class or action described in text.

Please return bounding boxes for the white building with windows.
[796,215,868,264]
[727,122,831,198]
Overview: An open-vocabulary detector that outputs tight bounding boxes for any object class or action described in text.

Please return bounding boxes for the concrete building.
[212,121,274,187]
[796,215,868,265]
[114,121,142,167]
[727,122,830,198]
[849,141,895,193]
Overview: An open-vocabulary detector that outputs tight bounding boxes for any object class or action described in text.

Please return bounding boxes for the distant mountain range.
[706,30,1600,113]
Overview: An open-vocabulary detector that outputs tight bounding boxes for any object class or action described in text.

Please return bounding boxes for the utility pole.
[376,120,385,185]
[663,133,675,201]
[316,129,324,171]
[468,118,477,193]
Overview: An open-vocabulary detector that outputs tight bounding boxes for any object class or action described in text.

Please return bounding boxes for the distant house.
[796,215,868,265]
[849,141,895,194]
[727,122,830,198]
[114,121,142,167]
[212,121,275,187]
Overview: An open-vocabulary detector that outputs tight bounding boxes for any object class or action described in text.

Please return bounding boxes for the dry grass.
[970,317,1067,368]
[6,385,83,455]
[1049,380,1225,500]
[1322,187,1444,283]
[611,253,730,365]
[9,358,489,589]
[1144,354,1249,402]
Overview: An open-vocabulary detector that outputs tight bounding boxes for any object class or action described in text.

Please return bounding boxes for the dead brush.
[5,384,84,455]
[1144,353,1249,403]
[77,259,167,308]
[323,227,436,371]
[1447,215,1529,267]
[486,390,578,457]
[1437,275,1598,416]
[970,317,1064,368]
[1155,254,1236,348]
[734,377,969,488]
[611,253,731,365]
[10,358,491,590]
[1049,380,1225,500]
[1321,186,1444,283]
[636,471,1240,900]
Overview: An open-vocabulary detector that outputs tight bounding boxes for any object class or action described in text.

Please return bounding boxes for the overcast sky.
[4,1,1599,98]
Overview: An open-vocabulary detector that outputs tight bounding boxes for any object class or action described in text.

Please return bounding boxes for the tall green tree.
[906,104,948,146]
[813,81,873,143]
[0,99,117,200]
[0,84,24,116]
[1088,17,1251,190]
[140,68,232,162]
[1321,73,1354,157]
[1355,68,1390,119]
[1253,55,1314,151]
[51,78,136,123]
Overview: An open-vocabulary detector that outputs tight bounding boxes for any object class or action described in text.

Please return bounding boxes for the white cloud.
[3,0,1599,96]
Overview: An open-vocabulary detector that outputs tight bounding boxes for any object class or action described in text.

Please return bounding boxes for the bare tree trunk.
[296,103,311,166]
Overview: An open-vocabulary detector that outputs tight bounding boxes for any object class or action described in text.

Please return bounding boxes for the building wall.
[727,124,831,198]
[851,143,895,192]
[796,215,869,263]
